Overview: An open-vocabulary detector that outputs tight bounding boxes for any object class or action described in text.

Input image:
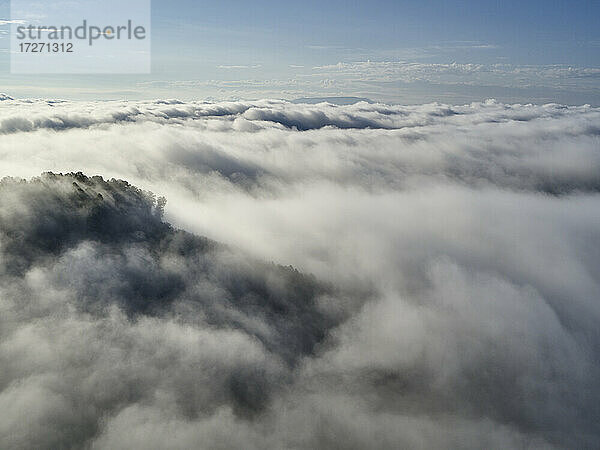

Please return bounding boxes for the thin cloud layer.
[125,61,600,105]
[0,99,599,449]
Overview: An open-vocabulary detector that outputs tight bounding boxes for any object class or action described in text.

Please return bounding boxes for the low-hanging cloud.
[0,98,599,449]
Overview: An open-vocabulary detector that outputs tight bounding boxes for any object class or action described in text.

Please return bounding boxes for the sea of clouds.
[0,96,599,449]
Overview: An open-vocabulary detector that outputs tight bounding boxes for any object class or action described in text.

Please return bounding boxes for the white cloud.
[124,61,600,105]
[311,61,600,90]
[0,99,599,449]
[0,19,26,25]
[217,65,263,69]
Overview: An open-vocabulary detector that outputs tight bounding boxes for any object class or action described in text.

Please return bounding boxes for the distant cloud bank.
[127,61,600,105]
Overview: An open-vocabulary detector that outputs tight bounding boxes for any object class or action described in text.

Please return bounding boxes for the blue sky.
[1,0,599,103]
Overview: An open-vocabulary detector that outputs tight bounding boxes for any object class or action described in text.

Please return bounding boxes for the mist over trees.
[0,100,599,449]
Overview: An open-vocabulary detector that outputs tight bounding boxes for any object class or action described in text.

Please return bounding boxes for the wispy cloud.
[306,44,346,50]
[217,64,262,69]
[0,19,26,25]
[311,61,600,90]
